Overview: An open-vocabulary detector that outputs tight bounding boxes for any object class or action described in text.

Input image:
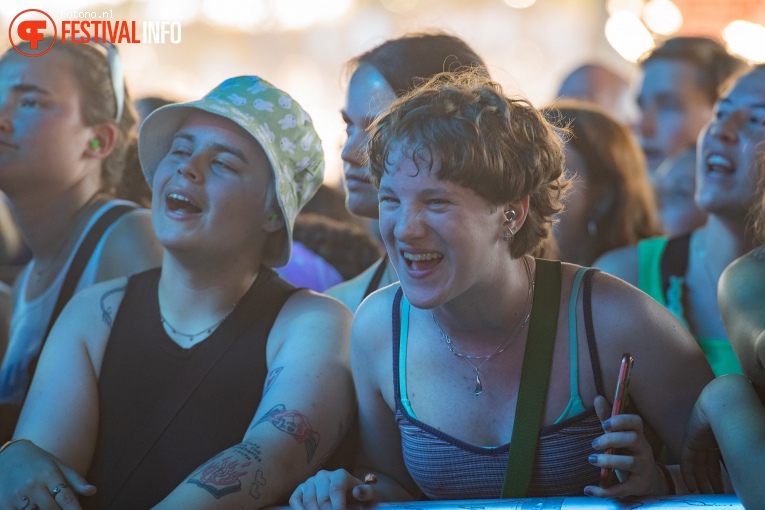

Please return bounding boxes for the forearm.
[701,375,765,506]
[154,438,312,510]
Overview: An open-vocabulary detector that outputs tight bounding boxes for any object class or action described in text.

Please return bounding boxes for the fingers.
[289,470,364,510]
[593,395,611,422]
[50,483,83,510]
[58,464,97,498]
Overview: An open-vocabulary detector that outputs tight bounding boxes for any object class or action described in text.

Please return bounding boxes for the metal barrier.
[272,495,744,509]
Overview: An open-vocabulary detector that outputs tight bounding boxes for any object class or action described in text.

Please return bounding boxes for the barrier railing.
[273,495,744,509]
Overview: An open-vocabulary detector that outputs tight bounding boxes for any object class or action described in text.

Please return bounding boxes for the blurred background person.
[652,147,709,236]
[327,32,489,311]
[597,64,765,377]
[544,101,662,266]
[636,37,747,236]
[556,63,634,125]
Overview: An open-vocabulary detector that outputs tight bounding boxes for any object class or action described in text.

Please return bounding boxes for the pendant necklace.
[431,255,535,395]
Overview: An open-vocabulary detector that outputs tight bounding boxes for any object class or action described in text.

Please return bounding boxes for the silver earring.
[503,227,515,242]
[503,210,516,224]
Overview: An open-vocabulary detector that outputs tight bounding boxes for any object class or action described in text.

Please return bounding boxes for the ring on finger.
[19,496,30,509]
[51,482,69,496]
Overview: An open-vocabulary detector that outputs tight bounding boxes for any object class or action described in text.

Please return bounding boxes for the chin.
[346,195,379,219]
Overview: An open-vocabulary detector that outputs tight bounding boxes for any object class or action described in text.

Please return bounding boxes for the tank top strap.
[582,268,605,396]
[362,255,389,300]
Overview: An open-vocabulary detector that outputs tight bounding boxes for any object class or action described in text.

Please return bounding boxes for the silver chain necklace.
[430,255,534,396]
[161,305,236,343]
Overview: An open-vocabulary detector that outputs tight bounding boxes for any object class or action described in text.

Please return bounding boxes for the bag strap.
[660,233,691,300]
[501,258,562,498]
[28,204,136,382]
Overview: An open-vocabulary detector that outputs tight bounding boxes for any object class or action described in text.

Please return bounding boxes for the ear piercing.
[269,214,279,221]
[90,139,100,149]
[503,210,516,223]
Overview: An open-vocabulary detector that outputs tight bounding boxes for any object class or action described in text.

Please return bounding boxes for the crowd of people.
[0,29,762,510]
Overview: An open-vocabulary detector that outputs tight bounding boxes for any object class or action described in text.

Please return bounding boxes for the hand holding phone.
[600,353,634,488]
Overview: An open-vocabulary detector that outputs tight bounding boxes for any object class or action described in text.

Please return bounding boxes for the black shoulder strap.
[660,233,691,300]
[362,254,389,300]
[0,204,138,442]
[32,204,136,377]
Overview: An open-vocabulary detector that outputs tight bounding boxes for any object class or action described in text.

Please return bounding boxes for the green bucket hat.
[138,76,325,267]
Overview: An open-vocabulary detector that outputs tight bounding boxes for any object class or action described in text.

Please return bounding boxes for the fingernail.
[602,419,612,431]
[588,455,598,464]
[584,487,595,496]
[591,438,600,448]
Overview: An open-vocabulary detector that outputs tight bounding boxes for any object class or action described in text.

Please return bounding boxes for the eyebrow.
[11,83,50,95]
[172,132,249,163]
[340,110,379,128]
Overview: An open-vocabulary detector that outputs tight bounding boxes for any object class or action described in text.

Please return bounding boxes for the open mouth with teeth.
[166,192,202,214]
[706,154,735,175]
[402,251,443,271]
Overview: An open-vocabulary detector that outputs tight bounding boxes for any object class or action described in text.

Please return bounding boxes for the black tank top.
[84,267,297,509]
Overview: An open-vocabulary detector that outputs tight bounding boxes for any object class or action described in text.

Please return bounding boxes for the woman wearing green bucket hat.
[0,76,354,510]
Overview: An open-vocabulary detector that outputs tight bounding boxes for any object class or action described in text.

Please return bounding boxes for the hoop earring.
[503,210,516,224]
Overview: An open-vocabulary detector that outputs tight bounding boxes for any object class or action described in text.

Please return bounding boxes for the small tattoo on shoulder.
[100,285,126,328]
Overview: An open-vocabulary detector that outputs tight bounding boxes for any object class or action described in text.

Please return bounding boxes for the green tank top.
[637,236,741,377]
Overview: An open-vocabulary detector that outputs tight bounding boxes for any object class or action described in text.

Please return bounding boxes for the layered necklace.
[431,255,535,396]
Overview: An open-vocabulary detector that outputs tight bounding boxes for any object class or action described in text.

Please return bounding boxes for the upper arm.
[95,209,163,282]
[589,271,713,460]
[15,278,127,475]
[247,292,355,470]
[350,287,419,497]
[593,245,639,287]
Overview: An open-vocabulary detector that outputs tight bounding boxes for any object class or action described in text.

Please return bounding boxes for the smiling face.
[0,50,96,196]
[377,144,512,309]
[151,112,278,260]
[341,64,397,219]
[637,59,715,173]
[696,67,765,220]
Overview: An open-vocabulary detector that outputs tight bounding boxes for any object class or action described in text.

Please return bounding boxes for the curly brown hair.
[367,70,569,258]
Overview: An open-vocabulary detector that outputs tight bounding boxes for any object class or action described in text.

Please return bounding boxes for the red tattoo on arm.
[188,454,252,499]
[254,404,321,462]
[263,367,283,396]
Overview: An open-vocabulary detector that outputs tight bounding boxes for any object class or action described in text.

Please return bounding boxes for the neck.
[8,181,105,261]
[158,252,260,325]
[433,255,533,342]
[697,215,754,277]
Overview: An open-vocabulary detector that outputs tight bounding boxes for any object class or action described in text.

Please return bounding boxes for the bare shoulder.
[593,244,639,287]
[588,270,700,358]
[268,289,353,362]
[97,208,163,281]
[48,276,129,373]
[325,260,381,311]
[720,247,765,311]
[352,283,400,353]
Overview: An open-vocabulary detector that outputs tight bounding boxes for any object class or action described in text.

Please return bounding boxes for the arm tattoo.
[262,367,283,396]
[253,404,320,463]
[187,442,264,499]
[99,285,126,328]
